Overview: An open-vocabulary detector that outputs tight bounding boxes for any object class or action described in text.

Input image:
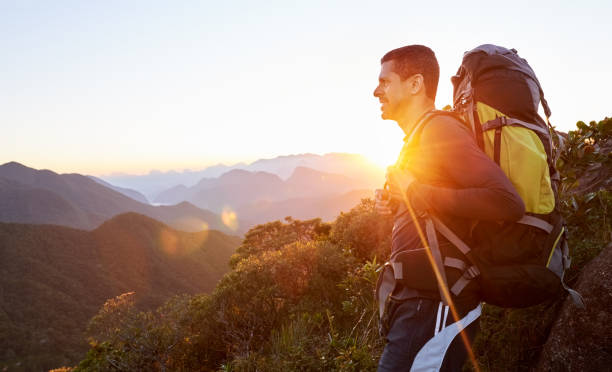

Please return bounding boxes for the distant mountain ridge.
[88,175,149,203]
[0,161,376,234]
[154,166,356,205]
[0,213,241,369]
[235,188,373,223]
[100,162,248,200]
[101,153,384,200]
[0,162,232,233]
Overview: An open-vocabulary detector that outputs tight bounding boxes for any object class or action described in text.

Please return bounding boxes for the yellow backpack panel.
[476,102,555,214]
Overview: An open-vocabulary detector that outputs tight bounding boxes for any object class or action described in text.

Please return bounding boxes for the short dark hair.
[381,45,439,100]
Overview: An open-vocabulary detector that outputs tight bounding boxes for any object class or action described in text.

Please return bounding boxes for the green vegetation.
[71,208,389,371]
[0,213,241,372]
[27,118,612,371]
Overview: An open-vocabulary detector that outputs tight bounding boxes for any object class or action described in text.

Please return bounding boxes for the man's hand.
[375,189,395,215]
[376,167,417,215]
[386,166,416,199]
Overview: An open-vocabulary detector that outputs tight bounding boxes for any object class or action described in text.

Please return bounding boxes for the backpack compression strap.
[481,115,552,167]
[428,214,557,295]
[425,218,450,305]
[481,116,549,137]
[481,115,561,186]
[427,216,480,296]
[429,214,584,308]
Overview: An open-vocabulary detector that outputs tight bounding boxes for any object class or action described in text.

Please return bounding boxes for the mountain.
[245,153,324,179]
[246,153,383,183]
[88,176,149,204]
[284,166,358,198]
[188,169,287,212]
[0,213,241,370]
[0,162,232,233]
[155,167,367,209]
[152,166,376,229]
[101,162,249,200]
[235,189,373,224]
[0,177,93,228]
[101,153,384,200]
[154,184,191,205]
[154,169,285,208]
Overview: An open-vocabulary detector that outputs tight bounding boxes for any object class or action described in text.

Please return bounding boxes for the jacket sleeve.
[408,116,525,221]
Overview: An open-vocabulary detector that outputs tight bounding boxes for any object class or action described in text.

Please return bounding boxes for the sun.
[362,145,400,170]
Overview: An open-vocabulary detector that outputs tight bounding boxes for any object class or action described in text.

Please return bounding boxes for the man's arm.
[408,116,525,221]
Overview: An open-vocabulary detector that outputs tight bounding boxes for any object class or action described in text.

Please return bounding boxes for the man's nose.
[373,85,382,97]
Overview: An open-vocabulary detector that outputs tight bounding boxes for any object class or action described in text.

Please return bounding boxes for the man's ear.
[409,74,425,95]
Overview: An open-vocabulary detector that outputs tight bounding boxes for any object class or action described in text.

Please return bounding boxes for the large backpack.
[376,45,583,316]
[447,44,583,308]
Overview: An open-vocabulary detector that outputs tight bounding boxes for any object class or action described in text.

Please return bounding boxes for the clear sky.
[1,0,610,175]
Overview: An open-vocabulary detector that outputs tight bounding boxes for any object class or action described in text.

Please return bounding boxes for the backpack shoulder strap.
[405,110,465,146]
[396,110,463,169]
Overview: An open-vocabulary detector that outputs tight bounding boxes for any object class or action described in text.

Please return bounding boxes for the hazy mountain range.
[88,175,149,204]
[0,162,232,233]
[101,153,384,201]
[1,153,383,232]
[0,213,241,369]
[235,188,373,223]
[154,166,367,212]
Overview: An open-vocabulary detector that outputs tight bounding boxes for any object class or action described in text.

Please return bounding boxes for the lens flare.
[221,207,239,231]
[159,228,179,255]
[175,217,210,233]
[158,225,210,257]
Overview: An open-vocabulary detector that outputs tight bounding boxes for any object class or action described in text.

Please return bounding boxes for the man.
[373,45,525,371]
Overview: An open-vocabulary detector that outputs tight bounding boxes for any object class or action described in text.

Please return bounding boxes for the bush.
[330,198,393,263]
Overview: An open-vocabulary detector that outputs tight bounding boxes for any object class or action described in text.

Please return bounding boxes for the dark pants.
[378,298,480,372]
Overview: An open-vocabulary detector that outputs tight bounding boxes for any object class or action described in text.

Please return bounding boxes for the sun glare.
[159,228,179,256]
[363,147,400,169]
[221,207,239,231]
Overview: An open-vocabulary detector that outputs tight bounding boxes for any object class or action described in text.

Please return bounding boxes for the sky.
[1,0,610,176]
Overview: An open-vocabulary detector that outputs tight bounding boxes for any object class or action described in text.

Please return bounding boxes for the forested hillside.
[0,214,241,371]
[44,118,612,371]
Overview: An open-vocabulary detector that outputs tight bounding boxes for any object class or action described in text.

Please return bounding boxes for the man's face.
[373,60,413,121]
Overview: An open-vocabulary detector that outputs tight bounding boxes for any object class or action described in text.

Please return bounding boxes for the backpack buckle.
[465,266,480,279]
